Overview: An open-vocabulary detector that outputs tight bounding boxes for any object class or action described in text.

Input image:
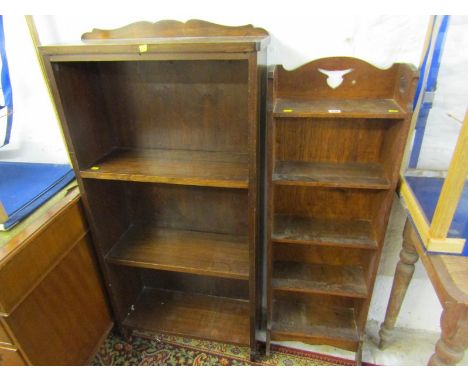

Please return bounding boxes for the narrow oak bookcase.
[39,20,269,358]
[265,57,418,361]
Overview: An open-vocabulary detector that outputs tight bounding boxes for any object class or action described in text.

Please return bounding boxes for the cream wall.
[0,13,429,164]
[0,11,451,334]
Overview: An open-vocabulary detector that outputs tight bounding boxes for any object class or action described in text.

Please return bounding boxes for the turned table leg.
[379,219,419,349]
[428,303,468,365]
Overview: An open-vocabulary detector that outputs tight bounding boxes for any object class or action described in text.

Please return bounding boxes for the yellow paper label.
[282,109,293,113]
[91,166,100,170]
[139,44,148,53]
[388,109,399,113]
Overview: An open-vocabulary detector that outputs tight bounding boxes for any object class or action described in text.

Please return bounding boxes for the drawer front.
[0,200,87,315]
[0,320,13,346]
[0,346,26,366]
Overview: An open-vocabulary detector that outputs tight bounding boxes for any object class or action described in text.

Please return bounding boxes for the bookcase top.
[40,20,270,56]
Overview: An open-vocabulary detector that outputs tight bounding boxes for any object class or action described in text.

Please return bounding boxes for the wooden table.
[380,108,468,365]
[379,177,468,365]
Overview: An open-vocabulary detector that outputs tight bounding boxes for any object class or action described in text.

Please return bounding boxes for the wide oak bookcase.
[265,57,418,361]
[40,20,269,357]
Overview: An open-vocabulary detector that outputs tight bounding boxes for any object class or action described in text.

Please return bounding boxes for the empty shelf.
[107,226,249,280]
[273,261,368,298]
[123,288,250,345]
[271,298,359,350]
[273,161,390,189]
[273,98,406,119]
[272,215,378,249]
[80,148,249,188]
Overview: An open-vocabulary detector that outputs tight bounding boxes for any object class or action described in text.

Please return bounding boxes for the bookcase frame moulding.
[39,19,269,360]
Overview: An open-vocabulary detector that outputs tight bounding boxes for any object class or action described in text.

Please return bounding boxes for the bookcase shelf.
[123,288,250,345]
[273,161,390,190]
[265,57,418,359]
[80,148,249,189]
[107,226,249,280]
[271,295,360,351]
[42,20,268,358]
[272,214,378,249]
[273,261,368,298]
[273,98,407,119]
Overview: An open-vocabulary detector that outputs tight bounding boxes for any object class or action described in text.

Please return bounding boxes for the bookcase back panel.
[273,242,371,269]
[142,269,249,300]
[53,60,250,168]
[99,60,249,153]
[274,290,355,309]
[274,186,384,221]
[128,183,248,236]
[275,118,392,165]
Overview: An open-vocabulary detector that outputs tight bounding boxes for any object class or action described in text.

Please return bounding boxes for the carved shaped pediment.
[82,19,268,40]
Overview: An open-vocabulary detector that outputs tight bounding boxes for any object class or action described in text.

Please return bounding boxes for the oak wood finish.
[273,262,368,298]
[0,187,112,365]
[273,215,377,249]
[124,288,250,345]
[379,218,468,365]
[41,20,268,358]
[0,320,13,346]
[0,194,87,314]
[107,226,249,280]
[273,161,390,190]
[265,57,418,357]
[141,269,249,300]
[271,293,359,351]
[273,98,406,119]
[6,235,112,365]
[80,148,249,189]
[0,346,26,366]
[82,19,268,39]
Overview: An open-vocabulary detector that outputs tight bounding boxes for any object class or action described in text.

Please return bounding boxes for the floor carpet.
[91,331,358,366]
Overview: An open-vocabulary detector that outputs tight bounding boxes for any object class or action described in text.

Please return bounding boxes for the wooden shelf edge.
[271,236,378,250]
[272,112,407,120]
[80,148,250,189]
[107,257,249,281]
[80,170,249,189]
[272,98,407,119]
[272,284,368,299]
[272,177,391,190]
[270,330,359,352]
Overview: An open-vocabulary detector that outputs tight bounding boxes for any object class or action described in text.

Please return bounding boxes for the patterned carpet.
[91,330,357,366]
